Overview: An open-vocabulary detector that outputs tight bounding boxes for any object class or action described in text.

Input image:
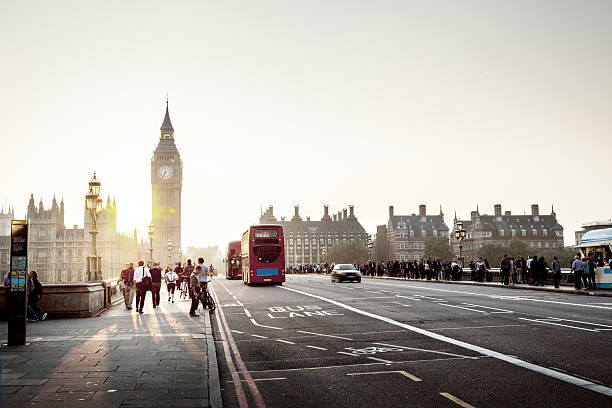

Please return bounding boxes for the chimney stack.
[389,206,394,217]
[505,211,511,216]
[324,205,329,217]
[419,204,426,217]
[281,216,285,222]
[333,214,337,222]
[338,211,342,220]
[343,208,348,219]
[268,205,273,215]
[306,216,310,222]
[349,205,355,218]
[494,204,502,217]
[531,204,539,216]
[294,205,299,217]
[470,211,479,221]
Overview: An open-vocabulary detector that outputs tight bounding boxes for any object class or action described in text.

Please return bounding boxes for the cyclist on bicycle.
[197,257,210,310]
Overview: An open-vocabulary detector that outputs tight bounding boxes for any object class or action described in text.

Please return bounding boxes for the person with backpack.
[121,263,135,310]
[28,270,47,321]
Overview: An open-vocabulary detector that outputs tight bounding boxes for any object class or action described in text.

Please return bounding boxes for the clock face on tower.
[157,165,173,180]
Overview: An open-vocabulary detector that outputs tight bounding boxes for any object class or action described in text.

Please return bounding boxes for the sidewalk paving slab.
[1,285,222,408]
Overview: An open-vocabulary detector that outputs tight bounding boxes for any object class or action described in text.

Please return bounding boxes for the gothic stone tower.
[151,102,182,264]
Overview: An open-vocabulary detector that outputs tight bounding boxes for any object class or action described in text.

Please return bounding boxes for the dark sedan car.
[331,264,361,283]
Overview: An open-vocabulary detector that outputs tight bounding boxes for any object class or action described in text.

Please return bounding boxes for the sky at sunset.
[2,0,611,249]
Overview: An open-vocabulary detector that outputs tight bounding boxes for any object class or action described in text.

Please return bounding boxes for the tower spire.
[160,97,174,134]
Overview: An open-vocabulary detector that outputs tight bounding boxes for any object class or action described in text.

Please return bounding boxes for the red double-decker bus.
[225,241,242,280]
[241,225,285,285]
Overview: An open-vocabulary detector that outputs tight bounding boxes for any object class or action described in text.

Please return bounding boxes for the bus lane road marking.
[266,305,343,319]
[440,392,476,408]
[280,285,612,398]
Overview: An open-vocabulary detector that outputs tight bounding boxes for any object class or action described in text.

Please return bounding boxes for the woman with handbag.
[134,261,151,314]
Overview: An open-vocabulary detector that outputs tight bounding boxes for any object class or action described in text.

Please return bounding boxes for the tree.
[424,236,454,260]
[507,239,529,258]
[327,239,368,264]
[479,243,506,266]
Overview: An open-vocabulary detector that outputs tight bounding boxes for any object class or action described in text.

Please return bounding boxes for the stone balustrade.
[0,278,121,319]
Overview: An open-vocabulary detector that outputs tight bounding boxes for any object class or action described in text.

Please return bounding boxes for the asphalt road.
[209,275,612,408]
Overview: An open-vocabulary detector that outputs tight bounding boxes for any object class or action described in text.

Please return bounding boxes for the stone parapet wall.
[0,282,111,319]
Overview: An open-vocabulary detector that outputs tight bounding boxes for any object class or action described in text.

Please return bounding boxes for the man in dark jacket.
[150,262,163,308]
[500,254,511,285]
[551,257,562,288]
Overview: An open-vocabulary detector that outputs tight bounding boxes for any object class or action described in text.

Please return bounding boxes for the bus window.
[253,245,281,263]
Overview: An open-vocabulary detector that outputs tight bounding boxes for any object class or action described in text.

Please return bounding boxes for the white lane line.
[461,303,514,313]
[230,330,244,334]
[395,295,421,301]
[338,297,395,300]
[306,345,328,351]
[338,351,357,356]
[440,392,476,408]
[373,343,478,359]
[250,318,282,330]
[367,357,393,364]
[347,370,422,381]
[439,304,487,313]
[275,339,295,345]
[517,318,600,332]
[244,309,252,318]
[544,317,612,328]
[280,285,612,397]
[297,330,354,341]
[366,281,612,310]
[251,334,268,339]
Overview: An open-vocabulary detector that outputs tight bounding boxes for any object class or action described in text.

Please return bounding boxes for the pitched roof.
[389,215,449,232]
[160,102,174,132]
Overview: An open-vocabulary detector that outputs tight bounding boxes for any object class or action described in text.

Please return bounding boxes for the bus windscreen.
[253,245,281,263]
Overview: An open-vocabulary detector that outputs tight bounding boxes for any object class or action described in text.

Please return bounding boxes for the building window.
[500,230,505,237]
[532,229,537,236]
[409,230,414,238]
[542,229,548,237]
[538,242,542,248]
[511,230,516,237]
[421,230,426,238]
[521,230,526,236]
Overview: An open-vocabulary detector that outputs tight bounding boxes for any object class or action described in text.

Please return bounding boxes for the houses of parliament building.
[259,204,368,267]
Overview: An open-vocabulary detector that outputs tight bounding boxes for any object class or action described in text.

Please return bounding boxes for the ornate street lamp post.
[85,172,104,281]
[454,221,467,265]
[367,235,373,261]
[148,223,155,266]
[167,239,172,268]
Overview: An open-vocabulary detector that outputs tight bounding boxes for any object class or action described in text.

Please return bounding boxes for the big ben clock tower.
[151,101,182,264]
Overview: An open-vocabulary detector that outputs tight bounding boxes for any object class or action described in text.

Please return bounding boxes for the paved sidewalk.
[361,275,612,297]
[0,285,221,408]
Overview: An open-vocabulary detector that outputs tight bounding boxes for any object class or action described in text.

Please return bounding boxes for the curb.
[205,311,223,408]
[361,275,612,297]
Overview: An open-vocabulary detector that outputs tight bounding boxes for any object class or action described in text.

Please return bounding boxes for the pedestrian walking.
[150,262,163,308]
[28,271,47,321]
[551,256,561,288]
[165,267,179,303]
[189,265,201,317]
[587,257,597,289]
[197,257,210,310]
[500,254,511,285]
[538,256,549,286]
[571,255,584,290]
[134,261,151,314]
[182,260,193,298]
[121,263,135,310]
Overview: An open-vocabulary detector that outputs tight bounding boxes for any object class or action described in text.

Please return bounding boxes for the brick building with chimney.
[259,205,367,267]
[377,204,449,262]
[451,204,564,261]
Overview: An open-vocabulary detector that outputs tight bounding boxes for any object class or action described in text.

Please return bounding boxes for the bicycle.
[199,287,216,314]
